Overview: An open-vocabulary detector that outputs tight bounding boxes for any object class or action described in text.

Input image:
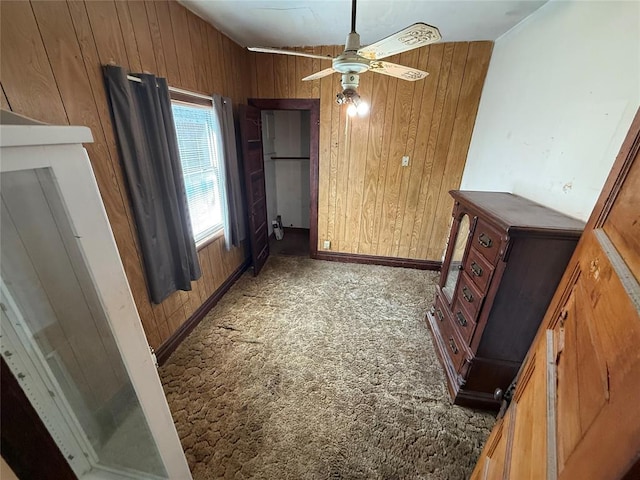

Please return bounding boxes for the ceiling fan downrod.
[344,0,361,53]
[351,0,357,33]
[338,0,363,109]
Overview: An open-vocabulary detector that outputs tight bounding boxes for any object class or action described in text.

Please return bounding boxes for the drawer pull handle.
[449,337,459,354]
[470,261,483,277]
[462,286,473,303]
[456,311,467,327]
[436,308,444,322]
[478,233,493,248]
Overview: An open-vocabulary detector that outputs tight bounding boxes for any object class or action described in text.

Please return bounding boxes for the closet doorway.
[249,99,319,258]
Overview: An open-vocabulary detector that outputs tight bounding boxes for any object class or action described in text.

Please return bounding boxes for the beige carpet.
[160,256,494,479]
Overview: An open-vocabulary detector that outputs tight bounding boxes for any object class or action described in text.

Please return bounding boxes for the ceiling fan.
[248,0,441,116]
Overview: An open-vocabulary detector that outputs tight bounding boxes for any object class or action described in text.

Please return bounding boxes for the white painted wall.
[274,110,307,156]
[262,110,311,230]
[264,159,278,235]
[275,158,311,228]
[261,111,278,236]
[300,111,310,157]
[461,0,640,221]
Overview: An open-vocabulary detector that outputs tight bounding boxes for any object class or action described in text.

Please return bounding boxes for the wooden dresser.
[426,191,584,409]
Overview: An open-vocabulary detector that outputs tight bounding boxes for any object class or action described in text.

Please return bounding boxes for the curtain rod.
[126,75,213,102]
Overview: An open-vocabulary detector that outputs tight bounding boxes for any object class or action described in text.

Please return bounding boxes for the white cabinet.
[0,123,192,479]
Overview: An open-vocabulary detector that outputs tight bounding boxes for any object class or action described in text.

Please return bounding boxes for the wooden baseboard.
[314,251,441,271]
[156,258,251,365]
[283,226,310,233]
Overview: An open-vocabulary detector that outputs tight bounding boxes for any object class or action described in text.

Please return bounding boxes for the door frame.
[248,98,320,259]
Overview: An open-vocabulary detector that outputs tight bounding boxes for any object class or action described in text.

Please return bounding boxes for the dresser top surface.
[450,191,585,235]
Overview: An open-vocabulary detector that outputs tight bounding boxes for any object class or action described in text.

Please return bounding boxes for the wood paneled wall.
[1,0,492,350]
[250,42,493,260]
[0,0,252,349]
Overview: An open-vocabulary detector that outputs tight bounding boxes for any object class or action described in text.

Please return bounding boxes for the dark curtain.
[213,95,246,250]
[103,65,200,304]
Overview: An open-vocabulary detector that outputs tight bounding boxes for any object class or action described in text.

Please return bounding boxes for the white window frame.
[170,92,227,249]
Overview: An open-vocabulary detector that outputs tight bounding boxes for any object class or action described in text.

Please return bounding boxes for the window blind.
[171,102,225,244]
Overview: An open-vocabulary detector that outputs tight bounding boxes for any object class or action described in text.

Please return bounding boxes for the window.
[171,100,226,245]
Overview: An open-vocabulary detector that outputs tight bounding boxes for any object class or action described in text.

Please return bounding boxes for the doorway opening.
[249,99,320,259]
[262,109,310,257]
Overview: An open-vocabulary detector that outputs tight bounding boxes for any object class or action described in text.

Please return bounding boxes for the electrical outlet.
[323,240,331,249]
[402,156,410,166]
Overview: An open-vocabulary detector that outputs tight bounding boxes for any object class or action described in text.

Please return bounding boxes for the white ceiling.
[179,0,548,48]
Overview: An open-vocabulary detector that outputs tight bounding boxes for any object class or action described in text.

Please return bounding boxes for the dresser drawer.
[434,294,467,372]
[451,298,477,345]
[455,272,484,320]
[473,218,503,264]
[465,247,494,293]
[433,293,449,326]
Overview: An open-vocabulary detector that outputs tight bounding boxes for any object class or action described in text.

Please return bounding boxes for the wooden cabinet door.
[471,347,548,480]
[552,230,640,479]
[471,405,512,479]
[471,109,640,479]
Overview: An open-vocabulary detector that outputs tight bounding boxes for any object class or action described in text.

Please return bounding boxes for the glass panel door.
[442,214,471,302]
[1,168,167,479]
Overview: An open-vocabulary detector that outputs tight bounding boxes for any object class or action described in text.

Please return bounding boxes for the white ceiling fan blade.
[357,23,441,60]
[302,68,336,81]
[248,47,334,61]
[368,61,429,81]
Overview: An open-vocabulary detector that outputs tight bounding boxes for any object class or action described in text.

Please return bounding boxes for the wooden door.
[471,109,640,479]
[238,105,269,275]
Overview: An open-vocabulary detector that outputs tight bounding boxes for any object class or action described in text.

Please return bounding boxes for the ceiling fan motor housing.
[333,31,370,76]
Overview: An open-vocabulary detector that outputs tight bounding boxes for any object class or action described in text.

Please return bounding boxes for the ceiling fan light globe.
[347,104,358,117]
[357,102,369,117]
